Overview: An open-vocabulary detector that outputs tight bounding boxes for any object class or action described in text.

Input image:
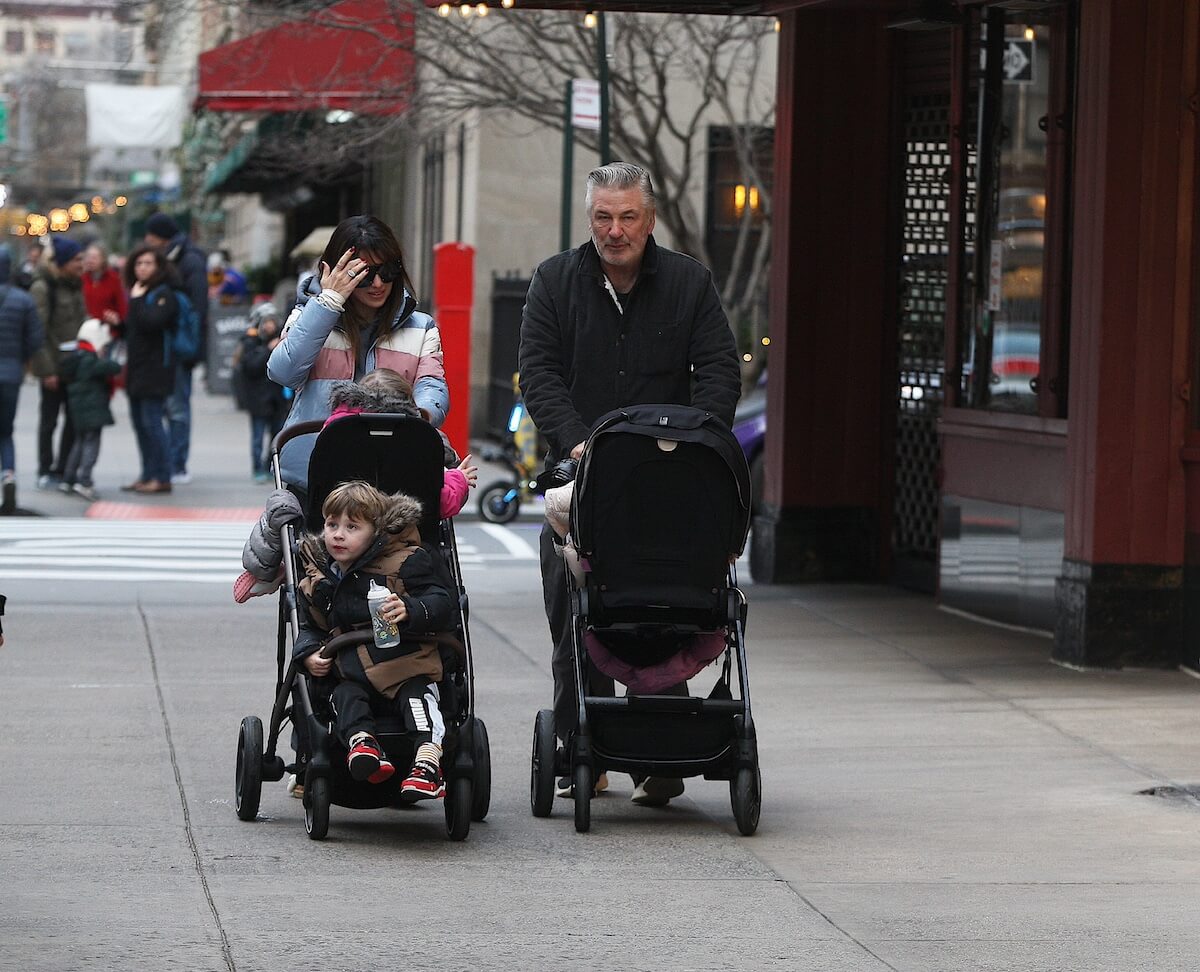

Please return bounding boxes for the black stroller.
[530,404,760,835]
[234,413,491,841]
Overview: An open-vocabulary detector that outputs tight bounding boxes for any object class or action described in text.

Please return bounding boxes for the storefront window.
[959,7,1072,417]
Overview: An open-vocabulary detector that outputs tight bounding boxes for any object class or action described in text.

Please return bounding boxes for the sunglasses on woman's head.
[356,260,403,288]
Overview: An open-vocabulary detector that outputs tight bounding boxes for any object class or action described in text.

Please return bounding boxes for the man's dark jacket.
[518,236,741,460]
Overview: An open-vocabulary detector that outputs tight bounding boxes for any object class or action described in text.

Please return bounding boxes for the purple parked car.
[732,373,766,513]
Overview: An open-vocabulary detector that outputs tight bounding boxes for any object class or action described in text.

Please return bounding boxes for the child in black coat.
[58,319,121,500]
[295,481,456,799]
[233,303,290,483]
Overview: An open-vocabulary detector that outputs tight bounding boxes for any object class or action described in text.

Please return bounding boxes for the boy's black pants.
[330,677,443,751]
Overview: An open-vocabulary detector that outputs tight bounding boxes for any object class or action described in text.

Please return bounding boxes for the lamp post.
[596,10,610,164]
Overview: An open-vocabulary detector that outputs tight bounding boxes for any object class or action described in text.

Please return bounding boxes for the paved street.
[3,377,1200,970]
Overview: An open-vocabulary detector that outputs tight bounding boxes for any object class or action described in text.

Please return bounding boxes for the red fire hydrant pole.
[431,242,475,459]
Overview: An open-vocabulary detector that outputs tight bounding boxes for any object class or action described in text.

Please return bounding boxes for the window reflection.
[963,18,1050,414]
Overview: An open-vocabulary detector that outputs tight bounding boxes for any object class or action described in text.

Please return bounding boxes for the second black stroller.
[530,404,760,835]
[233,412,491,841]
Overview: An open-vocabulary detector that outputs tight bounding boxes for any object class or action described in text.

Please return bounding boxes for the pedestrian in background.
[15,241,42,290]
[81,242,127,335]
[57,318,121,501]
[120,244,179,495]
[144,212,208,486]
[0,247,44,514]
[208,250,250,304]
[233,302,289,484]
[28,237,86,490]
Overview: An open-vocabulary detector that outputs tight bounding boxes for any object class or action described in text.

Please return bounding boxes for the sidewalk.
[5,378,1200,966]
[731,582,1200,968]
[5,372,537,521]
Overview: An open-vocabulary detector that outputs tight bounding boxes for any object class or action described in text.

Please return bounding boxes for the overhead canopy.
[290,226,337,260]
[197,0,414,115]
[423,0,772,13]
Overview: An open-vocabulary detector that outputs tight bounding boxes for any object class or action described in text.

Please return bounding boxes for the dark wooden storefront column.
[750,10,894,583]
[1054,0,1199,667]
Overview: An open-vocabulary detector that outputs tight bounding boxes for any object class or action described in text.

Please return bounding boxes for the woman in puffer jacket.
[267,216,449,496]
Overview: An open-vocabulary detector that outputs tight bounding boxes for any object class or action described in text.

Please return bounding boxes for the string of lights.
[6,194,129,237]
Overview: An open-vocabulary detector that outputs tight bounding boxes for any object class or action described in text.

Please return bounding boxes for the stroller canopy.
[572,404,751,619]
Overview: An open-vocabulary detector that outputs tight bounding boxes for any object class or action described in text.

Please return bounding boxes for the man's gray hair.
[585,162,656,214]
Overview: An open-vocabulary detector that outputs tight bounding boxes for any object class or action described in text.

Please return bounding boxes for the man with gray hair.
[519,161,741,807]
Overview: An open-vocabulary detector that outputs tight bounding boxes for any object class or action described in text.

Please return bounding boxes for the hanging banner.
[85,84,186,148]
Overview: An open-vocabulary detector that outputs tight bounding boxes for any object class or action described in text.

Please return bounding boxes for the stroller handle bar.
[318,630,374,659]
[271,419,324,456]
[271,413,436,458]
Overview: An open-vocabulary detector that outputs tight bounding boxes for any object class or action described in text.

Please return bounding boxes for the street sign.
[0,97,7,145]
[1003,40,1034,84]
[571,79,601,131]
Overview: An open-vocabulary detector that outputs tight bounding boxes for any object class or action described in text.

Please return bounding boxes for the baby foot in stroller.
[347,733,395,783]
[233,568,285,604]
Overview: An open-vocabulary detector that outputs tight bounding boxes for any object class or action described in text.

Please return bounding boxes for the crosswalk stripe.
[0,517,535,583]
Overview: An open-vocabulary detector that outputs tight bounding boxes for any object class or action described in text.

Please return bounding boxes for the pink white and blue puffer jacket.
[267,273,449,489]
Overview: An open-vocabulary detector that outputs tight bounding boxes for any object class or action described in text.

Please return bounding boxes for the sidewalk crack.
[139,604,237,972]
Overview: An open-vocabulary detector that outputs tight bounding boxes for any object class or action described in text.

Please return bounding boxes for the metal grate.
[894,92,951,566]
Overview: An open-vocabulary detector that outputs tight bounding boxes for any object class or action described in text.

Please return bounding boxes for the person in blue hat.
[28,236,86,490]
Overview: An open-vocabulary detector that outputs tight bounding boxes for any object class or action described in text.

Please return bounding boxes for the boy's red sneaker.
[347,733,394,784]
[401,758,445,800]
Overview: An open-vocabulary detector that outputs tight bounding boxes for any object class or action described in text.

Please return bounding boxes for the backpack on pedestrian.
[151,284,201,364]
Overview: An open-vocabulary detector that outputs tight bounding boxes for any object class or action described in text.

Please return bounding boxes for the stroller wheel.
[445,776,472,841]
[234,716,263,822]
[471,718,492,822]
[479,482,520,524]
[530,709,556,818]
[573,763,592,833]
[304,776,330,840]
[730,766,762,837]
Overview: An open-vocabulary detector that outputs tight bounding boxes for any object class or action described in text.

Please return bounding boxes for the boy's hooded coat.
[294,492,456,697]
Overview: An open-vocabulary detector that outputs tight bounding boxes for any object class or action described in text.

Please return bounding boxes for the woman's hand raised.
[319,248,368,300]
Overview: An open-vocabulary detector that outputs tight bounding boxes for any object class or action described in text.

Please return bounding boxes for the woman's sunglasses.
[356,260,404,289]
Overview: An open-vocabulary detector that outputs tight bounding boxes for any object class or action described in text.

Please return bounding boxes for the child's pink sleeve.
[440,468,470,518]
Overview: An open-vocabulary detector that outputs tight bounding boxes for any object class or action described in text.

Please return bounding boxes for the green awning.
[202,128,259,194]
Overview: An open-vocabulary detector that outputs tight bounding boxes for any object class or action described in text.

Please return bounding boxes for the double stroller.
[233,413,491,841]
[530,404,761,835]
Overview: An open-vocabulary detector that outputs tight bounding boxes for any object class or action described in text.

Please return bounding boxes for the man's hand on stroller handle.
[304,652,333,677]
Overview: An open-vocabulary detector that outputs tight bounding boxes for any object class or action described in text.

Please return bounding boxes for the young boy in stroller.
[294,480,452,800]
[232,394,491,841]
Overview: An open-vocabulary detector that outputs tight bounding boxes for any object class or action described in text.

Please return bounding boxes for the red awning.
[197,0,414,115]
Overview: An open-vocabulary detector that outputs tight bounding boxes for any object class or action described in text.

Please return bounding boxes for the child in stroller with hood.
[294,479,455,800]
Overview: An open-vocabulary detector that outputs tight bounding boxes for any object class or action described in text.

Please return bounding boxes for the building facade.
[740,0,1198,670]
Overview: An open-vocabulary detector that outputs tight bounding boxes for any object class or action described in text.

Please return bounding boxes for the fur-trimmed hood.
[325,380,460,467]
[327,379,422,418]
[380,491,425,539]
